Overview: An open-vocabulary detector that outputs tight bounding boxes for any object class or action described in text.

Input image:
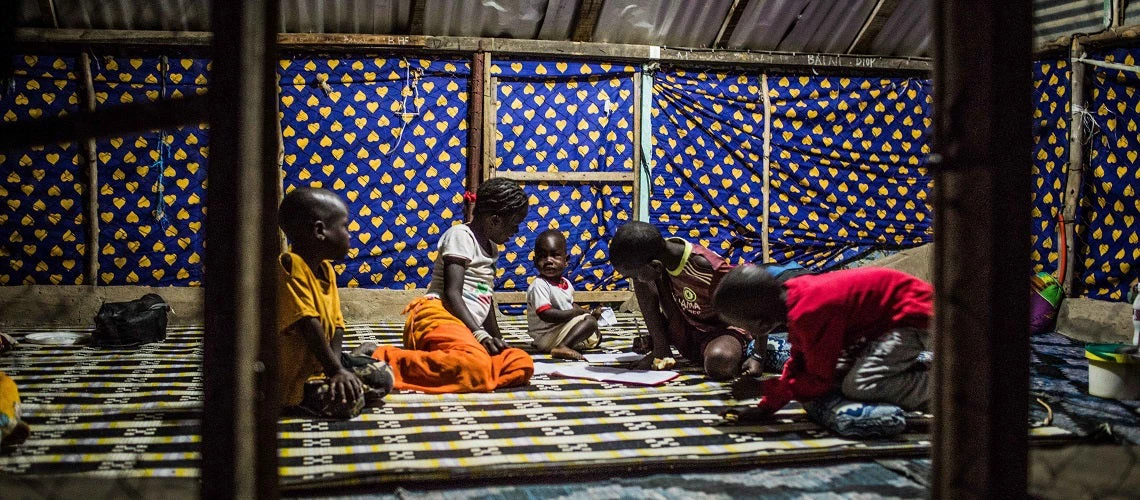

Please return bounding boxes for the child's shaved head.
[278,187,348,243]
[609,221,666,271]
[714,264,787,334]
[536,229,566,252]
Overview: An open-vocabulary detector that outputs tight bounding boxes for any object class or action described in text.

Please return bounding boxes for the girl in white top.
[424,178,529,353]
[358,178,535,394]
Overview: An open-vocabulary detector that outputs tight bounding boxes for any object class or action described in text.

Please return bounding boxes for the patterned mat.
[0,315,1073,489]
[1030,332,1140,444]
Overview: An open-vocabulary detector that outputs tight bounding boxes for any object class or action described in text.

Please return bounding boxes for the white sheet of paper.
[582,352,643,363]
[597,307,618,327]
[532,361,581,376]
[548,364,679,386]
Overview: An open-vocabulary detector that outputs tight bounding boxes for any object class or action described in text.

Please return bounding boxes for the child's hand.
[629,352,655,370]
[740,357,764,378]
[720,406,775,425]
[327,369,365,404]
[481,336,508,355]
[589,307,604,319]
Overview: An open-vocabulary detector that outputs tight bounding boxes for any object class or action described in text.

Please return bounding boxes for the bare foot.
[350,341,378,357]
[549,345,584,360]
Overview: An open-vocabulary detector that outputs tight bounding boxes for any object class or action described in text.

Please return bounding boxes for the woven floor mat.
[0,315,1073,489]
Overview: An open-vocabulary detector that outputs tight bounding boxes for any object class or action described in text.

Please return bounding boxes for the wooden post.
[931,0,1032,498]
[482,69,498,181]
[77,51,99,285]
[466,51,486,220]
[1062,38,1087,295]
[760,72,772,263]
[637,66,654,222]
[631,71,642,222]
[203,0,281,497]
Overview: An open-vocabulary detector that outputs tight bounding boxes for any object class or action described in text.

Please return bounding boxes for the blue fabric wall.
[0,55,85,285]
[650,69,767,264]
[491,61,637,293]
[768,75,933,270]
[91,56,209,285]
[3,51,1133,302]
[651,70,932,271]
[1082,48,1140,300]
[278,56,470,289]
[1031,59,1070,276]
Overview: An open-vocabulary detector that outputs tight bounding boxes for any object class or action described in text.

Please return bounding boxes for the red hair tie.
[463,191,477,203]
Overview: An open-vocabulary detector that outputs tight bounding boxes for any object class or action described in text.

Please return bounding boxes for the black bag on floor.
[93,293,171,347]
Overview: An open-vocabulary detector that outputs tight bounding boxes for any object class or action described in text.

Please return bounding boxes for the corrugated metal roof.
[868,0,931,58]
[10,0,1123,58]
[279,0,411,34]
[589,0,734,48]
[1128,1,1140,25]
[1033,0,1107,45]
[51,0,211,31]
[727,0,880,53]
[423,0,549,39]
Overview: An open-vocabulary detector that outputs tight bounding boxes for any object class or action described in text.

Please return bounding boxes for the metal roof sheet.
[11,0,1122,58]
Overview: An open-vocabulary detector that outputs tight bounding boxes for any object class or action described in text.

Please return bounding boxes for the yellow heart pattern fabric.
[1030,59,1068,277]
[766,75,933,270]
[279,57,470,289]
[1081,49,1140,300]
[92,56,209,285]
[0,55,85,286]
[492,61,638,294]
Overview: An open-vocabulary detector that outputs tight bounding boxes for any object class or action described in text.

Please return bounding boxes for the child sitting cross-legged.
[713,265,934,420]
[356,178,535,393]
[276,187,394,419]
[526,229,603,360]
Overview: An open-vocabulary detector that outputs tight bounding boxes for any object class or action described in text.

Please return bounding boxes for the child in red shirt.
[714,265,934,416]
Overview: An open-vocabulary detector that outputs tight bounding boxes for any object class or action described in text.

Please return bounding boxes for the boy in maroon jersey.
[609,222,761,380]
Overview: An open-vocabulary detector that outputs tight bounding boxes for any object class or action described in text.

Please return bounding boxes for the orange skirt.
[370,297,533,394]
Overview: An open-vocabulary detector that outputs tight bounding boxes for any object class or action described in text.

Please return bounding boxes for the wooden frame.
[13,28,932,73]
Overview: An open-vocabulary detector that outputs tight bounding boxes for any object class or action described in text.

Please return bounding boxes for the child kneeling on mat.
[526,229,604,360]
[714,265,934,420]
[276,188,394,419]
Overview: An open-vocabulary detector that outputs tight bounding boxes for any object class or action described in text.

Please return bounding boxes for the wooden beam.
[931,0,1032,498]
[1062,39,1087,296]
[1036,24,1140,55]
[493,171,635,183]
[0,94,209,149]
[570,0,605,42]
[13,28,933,73]
[202,0,280,497]
[77,52,99,286]
[495,290,631,304]
[713,0,746,48]
[847,0,902,54]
